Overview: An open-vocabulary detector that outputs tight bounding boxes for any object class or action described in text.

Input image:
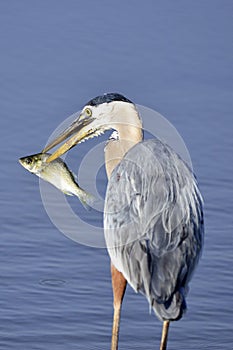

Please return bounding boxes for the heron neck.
[105,106,143,179]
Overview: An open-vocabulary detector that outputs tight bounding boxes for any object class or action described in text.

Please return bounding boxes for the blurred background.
[0,1,232,349]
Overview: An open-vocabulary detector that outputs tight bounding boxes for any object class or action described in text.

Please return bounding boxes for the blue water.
[0,1,233,349]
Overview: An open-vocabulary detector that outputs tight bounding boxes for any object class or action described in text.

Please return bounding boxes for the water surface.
[0,1,232,349]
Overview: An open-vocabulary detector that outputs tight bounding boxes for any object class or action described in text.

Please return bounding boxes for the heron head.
[43,93,141,162]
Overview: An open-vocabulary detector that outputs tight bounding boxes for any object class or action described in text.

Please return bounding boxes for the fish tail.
[75,189,95,210]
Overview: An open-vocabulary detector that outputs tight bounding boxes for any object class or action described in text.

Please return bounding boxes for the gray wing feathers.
[104,139,204,321]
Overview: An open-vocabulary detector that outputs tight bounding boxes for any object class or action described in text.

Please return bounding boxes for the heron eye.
[84,108,92,117]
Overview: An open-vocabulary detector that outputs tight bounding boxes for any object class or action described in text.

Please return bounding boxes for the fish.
[19,152,94,209]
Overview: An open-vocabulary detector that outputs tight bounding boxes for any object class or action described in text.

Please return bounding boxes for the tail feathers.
[152,288,187,321]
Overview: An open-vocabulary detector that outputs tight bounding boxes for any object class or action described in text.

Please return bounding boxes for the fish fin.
[71,171,78,180]
[63,191,74,196]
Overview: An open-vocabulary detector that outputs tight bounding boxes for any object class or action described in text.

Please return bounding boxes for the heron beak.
[42,117,94,163]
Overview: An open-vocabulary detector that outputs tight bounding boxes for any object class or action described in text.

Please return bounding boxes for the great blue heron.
[43,93,204,350]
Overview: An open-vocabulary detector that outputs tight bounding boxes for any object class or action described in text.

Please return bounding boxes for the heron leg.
[160,320,170,350]
[111,264,127,350]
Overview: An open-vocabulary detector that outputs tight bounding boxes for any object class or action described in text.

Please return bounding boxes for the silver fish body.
[19,153,93,208]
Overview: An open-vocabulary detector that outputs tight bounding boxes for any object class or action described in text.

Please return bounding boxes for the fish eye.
[84,107,92,117]
[25,157,32,164]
